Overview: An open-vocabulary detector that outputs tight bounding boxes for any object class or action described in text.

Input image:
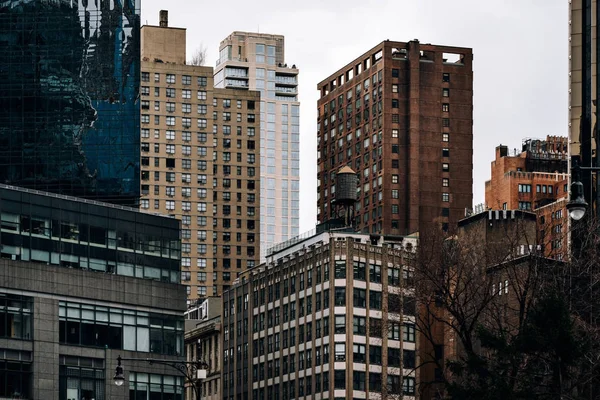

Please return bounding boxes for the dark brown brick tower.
[316,40,473,235]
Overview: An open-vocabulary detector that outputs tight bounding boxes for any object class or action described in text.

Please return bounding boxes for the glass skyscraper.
[0,0,141,206]
[215,32,300,261]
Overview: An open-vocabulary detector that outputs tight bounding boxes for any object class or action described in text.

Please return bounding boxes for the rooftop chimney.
[159,10,168,27]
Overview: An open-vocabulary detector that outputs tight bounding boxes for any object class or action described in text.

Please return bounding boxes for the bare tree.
[188,44,207,66]
[410,215,587,400]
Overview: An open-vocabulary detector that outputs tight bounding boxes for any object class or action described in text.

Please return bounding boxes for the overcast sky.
[142,0,568,233]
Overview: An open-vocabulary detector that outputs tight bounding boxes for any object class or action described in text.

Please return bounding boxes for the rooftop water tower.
[333,166,358,228]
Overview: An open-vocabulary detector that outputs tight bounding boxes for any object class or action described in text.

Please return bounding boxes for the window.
[166,88,175,98]
[518,184,532,193]
[198,76,207,86]
[369,372,382,392]
[403,323,416,342]
[353,371,366,390]
[334,315,346,334]
[442,163,450,172]
[442,103,450,112]
[182,89,191,99]
[443,178,449,187]
[59,302,183,354]
[442,193,450,202]
[443,132,449,142]
[519,201,532,210]
[370,345,382,364]
[59,357,104,400]
[391,99,399,108]
[353,288,366,308]
[442,148,450,157]
[442,88,450,97]
[0,294,32,339]
[442,118,450,127]
[369,291,382,309]
[392,84,399,93]
[128,372,183,399]
[443,73,450,82]
[369,264,382,283]
[182,75,191,85]
[403,376,416,395]
[392,68,399,78]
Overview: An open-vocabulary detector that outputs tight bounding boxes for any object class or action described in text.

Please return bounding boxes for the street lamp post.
[567,161,589,221]
[113,355,209,400]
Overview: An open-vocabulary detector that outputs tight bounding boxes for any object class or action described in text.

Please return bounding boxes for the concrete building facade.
[215,32,300,261]
[0,185,187,400]
[185,298,222,400]
[316,40,473,236]
[141,13,261,300]
[221,230,418,400]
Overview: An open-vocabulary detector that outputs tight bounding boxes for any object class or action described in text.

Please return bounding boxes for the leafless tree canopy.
[188,44,207,66]
[408,216,600,400]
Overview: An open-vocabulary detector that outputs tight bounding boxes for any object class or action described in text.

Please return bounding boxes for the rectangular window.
[0,294,32,339]
[443,132,449,142]
[442,88,450,97]
[442,103,449,112]
[442,163,450,172]
[443,73,450,82]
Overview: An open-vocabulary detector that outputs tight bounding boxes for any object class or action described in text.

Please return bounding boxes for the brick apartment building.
[316,40,473,236]
[484,136,569,259]
[140,11,261,300]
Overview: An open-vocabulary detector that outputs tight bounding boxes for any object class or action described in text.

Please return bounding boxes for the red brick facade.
[484,137,569,259]
[316,40,473,236]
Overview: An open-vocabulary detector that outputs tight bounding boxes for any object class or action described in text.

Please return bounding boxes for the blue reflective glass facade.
[0,0,141,206]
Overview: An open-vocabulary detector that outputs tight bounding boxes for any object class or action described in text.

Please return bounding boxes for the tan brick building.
[484,136,569,259]
[140,11,260,301]
[316,40,473,235]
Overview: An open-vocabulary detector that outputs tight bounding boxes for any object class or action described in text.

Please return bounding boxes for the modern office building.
[317,40,473,235]
[0,184,186,400]
[484,137,569,259]
[221,229,418,400]
[215,32,300,261]
[141,12,261,300]
[0,0,141,206]
[184,297,222,400]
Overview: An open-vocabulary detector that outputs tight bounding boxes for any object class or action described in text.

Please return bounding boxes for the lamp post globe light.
[567,161,589,221]
[113,356,125,387]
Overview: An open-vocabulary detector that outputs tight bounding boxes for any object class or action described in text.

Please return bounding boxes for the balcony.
[275,86,297,96]
[216,56,248,66]
[275,75,297,86]
[225,79,249,89]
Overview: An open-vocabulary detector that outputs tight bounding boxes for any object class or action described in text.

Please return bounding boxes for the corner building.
[317,40,473,234]
[0,185,186,400]
[215,32,300,261]
[141,13,260,300]
[222,230,418,400]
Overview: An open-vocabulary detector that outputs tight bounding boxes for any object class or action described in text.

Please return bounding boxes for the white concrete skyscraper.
[215,32,300,261]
